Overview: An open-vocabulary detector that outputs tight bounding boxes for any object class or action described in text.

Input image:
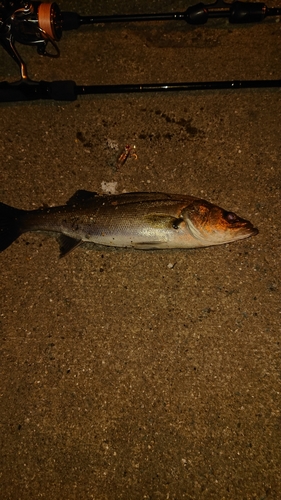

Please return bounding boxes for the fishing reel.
[0,1,62,78]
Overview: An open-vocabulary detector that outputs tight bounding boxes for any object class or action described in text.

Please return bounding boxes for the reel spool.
[37,2,62,44]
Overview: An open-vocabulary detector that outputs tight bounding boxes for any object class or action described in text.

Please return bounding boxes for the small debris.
[106,138,119,151]
[167,262,176,269]
[101,181,118,194]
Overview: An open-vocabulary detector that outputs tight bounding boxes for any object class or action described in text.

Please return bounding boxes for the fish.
[0,190,258,257]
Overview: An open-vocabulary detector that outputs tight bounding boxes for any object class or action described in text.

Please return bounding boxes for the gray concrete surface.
[0,1,280,499]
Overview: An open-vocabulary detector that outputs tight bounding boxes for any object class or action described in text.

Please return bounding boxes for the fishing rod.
[62,0,281,29]
[0,0,281,101]
[1,78,281,103]
[1,0,281,80]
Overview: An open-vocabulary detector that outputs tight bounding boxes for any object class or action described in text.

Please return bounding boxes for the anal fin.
[132,241,164,250]
[59,235,82,258]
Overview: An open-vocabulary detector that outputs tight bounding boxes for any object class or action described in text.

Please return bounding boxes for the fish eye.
[226,212,239,223]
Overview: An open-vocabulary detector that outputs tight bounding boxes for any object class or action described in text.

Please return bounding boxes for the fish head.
[182,199,258,246]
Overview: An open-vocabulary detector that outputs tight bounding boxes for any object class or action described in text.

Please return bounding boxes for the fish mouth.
[239,220,258,235]
[234,223,258,238]
[250,227,259,236]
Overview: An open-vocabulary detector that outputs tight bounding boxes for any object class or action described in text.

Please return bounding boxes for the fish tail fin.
[0,202,24,253]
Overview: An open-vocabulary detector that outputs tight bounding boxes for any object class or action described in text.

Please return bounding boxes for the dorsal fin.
[66,190,99,206]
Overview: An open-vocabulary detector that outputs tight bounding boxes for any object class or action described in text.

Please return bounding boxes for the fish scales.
[19,193,197,245]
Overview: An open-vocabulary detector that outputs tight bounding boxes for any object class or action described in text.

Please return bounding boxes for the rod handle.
[0,80,77,102]
[229,1,267,23]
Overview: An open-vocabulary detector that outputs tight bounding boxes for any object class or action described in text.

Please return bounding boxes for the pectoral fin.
[144,214,183,230]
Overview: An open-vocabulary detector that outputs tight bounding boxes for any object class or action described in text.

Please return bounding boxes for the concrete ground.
[0,1,280,498]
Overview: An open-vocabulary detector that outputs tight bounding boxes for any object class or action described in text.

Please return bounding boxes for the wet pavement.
[0,1,280,498]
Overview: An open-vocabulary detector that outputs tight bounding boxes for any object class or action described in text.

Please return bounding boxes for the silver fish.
[0,190,258,257]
